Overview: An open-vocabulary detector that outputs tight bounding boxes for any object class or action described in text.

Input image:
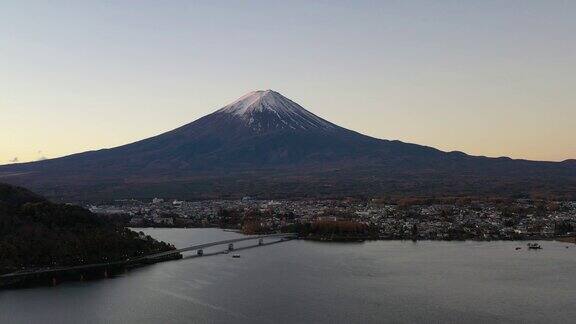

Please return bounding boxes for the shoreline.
[556,236,576,244]
[3,234,572,290]
[139,227,574,243]
[0,253,182,290]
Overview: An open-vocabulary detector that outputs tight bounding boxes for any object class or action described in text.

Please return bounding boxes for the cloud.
[9,157,19,163]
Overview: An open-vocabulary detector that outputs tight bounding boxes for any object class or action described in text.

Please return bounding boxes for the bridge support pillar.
[258,238,264,246]
[228,243,234,251]
[197,249,204,256]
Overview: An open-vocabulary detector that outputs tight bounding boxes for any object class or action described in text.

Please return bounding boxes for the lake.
[1,228,575,323]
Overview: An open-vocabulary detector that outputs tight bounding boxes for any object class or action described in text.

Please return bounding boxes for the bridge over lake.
[143,232,297,259]
[0,233,298,288]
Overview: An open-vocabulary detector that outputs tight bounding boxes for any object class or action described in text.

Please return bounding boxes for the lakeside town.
[87,198,576,242]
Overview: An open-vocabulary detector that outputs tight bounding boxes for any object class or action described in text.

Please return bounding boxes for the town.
[88,197,576,241]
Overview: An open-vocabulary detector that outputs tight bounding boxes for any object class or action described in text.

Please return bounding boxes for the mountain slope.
[1,90,575,201]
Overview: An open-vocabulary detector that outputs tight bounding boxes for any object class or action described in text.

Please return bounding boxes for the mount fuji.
[1,90,575,201]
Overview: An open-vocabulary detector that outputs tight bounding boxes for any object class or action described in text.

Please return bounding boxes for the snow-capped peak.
[217,90,335,132]
[220,90,280,116]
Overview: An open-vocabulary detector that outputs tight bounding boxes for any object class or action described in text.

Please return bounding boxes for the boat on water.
[232,254,241,258]
[527,243,542,250]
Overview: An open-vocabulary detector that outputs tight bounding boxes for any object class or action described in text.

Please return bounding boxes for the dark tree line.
[283,220,376,241]
[555,220,575,235]
[0,184,174,275]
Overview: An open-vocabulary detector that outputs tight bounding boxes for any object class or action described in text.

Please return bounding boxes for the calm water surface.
[1,228,575,324]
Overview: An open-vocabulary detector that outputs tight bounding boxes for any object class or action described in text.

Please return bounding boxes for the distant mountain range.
[1,90,575,201]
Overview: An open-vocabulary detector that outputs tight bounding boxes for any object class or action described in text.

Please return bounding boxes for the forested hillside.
[0,184,174,275]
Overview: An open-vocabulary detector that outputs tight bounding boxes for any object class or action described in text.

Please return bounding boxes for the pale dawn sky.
[1,0,575,164]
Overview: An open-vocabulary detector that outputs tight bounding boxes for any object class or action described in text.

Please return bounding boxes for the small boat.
[232,254,241,258]
[527,243,542,250]
[515,247,522,250]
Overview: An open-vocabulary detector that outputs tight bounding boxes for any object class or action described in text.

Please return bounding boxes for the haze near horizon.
[2,1,575,163]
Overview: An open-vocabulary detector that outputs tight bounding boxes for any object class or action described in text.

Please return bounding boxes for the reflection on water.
[1,228,575,324]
